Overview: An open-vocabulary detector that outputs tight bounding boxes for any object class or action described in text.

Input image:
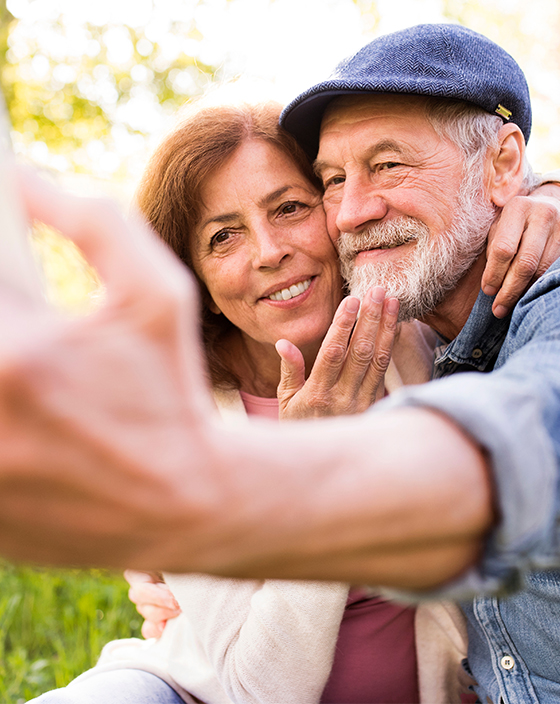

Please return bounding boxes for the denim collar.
[433,290,512,379]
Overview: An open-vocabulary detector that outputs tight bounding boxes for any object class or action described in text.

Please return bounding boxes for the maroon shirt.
[320,589,419,704]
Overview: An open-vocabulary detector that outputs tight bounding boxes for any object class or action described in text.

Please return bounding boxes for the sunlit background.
[2,0,560,198]
[2,0,559,309]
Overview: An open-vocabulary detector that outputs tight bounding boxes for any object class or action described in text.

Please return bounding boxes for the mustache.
[336,218,428,258]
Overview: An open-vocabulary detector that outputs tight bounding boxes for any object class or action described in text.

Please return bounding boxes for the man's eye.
[324,176,345,189]
[378,162,401,171]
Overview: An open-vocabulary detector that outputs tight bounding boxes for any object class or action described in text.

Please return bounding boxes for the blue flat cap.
[280,23,532,157]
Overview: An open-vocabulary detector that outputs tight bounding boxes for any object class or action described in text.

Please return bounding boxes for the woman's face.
[192,139,343,357]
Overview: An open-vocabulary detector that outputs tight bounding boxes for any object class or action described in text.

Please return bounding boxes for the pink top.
[239,391,282,420]
[241,393,420,703]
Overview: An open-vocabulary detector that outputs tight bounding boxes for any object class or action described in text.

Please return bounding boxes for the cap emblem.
[495,104,512,120]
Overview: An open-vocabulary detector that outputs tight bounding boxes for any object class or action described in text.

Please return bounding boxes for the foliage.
[442,0,560,172]
[2,1,219,181]
[32,222,102,313]
[0,560,141,703]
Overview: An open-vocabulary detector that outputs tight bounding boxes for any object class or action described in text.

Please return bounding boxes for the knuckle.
[353,398,371,413]
[534,201,559,223]
[490,240,517,263]
[322,343,347,368]
[514,253,540,277]
[350,340,375,365]
[373,349,392,372]
[381,316,398,335]
[362,307,382,325]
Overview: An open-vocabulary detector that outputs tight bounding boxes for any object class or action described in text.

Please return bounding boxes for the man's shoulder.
[510,257,560,323]
[499,258,560,362]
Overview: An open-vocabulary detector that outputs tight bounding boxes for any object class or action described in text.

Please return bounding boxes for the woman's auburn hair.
[135,99,321,389]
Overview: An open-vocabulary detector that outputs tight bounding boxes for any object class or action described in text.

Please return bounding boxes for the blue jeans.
[28,669,185,704]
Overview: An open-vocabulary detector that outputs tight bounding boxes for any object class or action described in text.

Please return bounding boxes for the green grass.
[0,560,142,703]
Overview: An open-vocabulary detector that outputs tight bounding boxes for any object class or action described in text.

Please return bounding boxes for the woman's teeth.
[268,278,311,301]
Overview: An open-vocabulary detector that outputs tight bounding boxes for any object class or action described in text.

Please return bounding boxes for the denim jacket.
[381,258,560,703]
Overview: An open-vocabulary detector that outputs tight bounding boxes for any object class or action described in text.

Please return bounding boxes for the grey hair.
[424,98,538,193]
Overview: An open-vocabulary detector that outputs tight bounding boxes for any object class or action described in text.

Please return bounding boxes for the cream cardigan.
[72,321,471,703]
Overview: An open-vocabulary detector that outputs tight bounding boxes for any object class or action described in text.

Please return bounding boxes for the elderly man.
[278,23,560,704]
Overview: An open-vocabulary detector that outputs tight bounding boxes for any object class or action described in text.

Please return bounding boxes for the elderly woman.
[32,99,560,704]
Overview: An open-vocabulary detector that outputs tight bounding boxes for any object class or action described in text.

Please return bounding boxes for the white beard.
[336,179,497,322]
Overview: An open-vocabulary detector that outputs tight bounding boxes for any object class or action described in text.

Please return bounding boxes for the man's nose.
[335,175,388,235]
[252,225,293,269]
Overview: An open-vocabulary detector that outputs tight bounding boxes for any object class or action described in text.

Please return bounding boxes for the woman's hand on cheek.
[276,288,399,420]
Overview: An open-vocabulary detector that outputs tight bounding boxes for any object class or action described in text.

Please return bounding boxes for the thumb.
[275,339,306,408]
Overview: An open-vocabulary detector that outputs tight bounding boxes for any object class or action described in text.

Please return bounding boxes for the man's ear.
[488,124,526,207]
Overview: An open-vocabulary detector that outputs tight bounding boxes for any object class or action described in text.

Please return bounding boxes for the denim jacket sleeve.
[378,260,560,599]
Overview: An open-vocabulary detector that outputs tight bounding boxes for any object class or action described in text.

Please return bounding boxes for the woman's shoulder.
[212,386,249,424]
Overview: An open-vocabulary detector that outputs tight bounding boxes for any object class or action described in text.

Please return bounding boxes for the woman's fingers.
[359,296,399,401]
[128,582,180,611]
[306,296,361,390]
[142,619,167,640]
[335,288,398,405]
[124,569,164,588]
[134,601,181,624]
[276,339,306,414]
[124,569,180,618]
[127,574,181,638]
[482,198,536,299]
[338,287,386,393]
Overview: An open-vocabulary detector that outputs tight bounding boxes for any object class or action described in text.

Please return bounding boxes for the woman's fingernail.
[386,298,400,315]
[345,297,360,314]
[370,286,386,303]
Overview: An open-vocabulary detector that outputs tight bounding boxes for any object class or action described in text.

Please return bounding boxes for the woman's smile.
[262,276,313,302]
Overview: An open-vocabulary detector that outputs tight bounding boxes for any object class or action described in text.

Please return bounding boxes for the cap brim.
[281,89,372,160]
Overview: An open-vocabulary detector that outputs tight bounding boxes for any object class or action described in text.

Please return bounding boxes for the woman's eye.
[278,201,306,216]
[210,230,231,248]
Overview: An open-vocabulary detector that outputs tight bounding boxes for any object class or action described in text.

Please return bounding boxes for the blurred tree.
[0,0,14,87]
[443,0,560,172]
[1,2,219,181]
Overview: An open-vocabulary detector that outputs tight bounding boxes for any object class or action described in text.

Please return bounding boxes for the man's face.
[315,94,495,321]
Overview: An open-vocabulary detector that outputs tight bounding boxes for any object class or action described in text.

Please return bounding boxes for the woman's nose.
[252,226,293,269]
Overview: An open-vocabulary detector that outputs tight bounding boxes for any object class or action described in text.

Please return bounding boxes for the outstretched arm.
[0,169,493,590]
